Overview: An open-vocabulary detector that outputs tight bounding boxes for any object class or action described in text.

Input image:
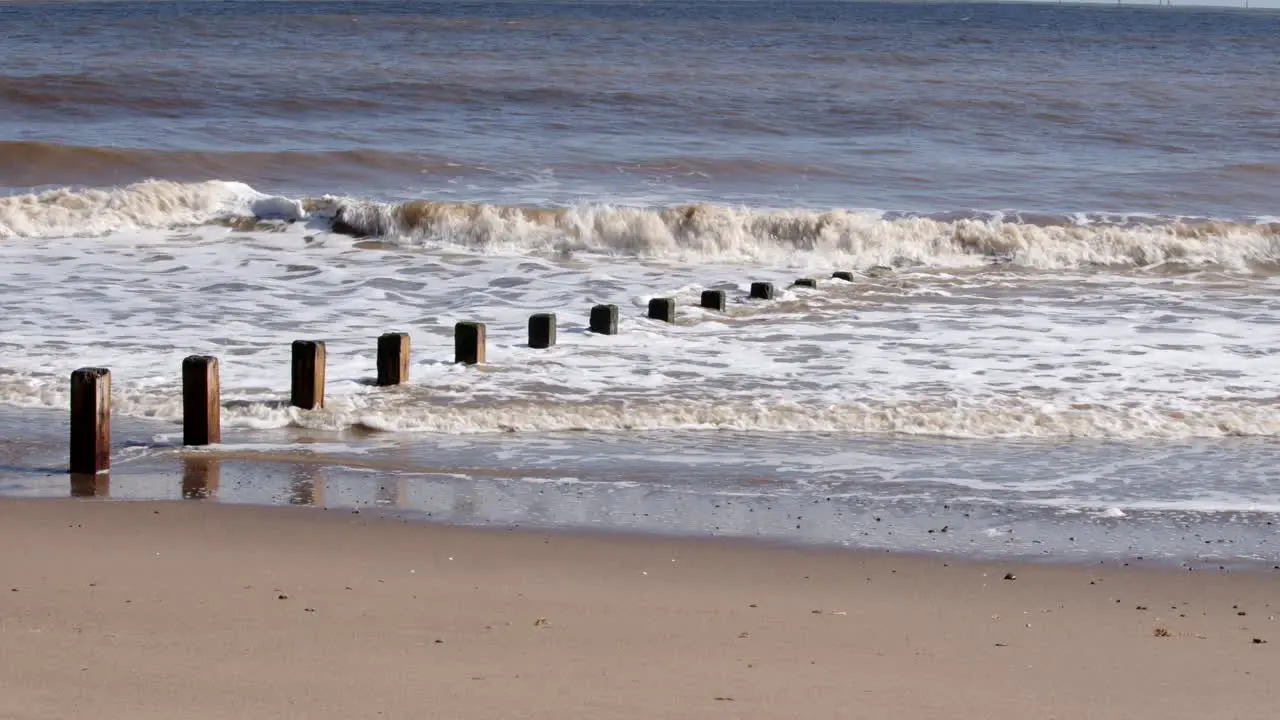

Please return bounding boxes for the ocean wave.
[321,197,1280,270]
[0,381,1275,440]
[3,179,1278,270]
[0,179,302,239]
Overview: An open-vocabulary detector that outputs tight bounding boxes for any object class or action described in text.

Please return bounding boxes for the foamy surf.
[2,180,1279,270]
[1,376,1277,440]
[0,179,304,239]
[312,197,1280,270]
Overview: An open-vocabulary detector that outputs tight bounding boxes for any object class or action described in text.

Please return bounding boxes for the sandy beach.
[0,498,1275,719]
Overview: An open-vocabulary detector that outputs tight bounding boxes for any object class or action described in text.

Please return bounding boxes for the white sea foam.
[0,180,303,239]
[1,180,1278,270]
[320,197,1280,270]
[1,185,1279,443]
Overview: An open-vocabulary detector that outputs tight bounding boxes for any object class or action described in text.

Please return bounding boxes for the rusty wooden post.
[69,368,110,475]
[528,313,556,349]
[700,290,726,312]
[377,332,410,386]
[182,355,220,446]
[70,474,110,497]
[749,282,775,300]
[291,340,326,410]
[792,278,817,289]
[832,271,855,282]
[648,297,676,323]
[589,304,619,335]
[455,322,486,365]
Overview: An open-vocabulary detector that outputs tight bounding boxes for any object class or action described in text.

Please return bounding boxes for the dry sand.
[1,498,1276,719]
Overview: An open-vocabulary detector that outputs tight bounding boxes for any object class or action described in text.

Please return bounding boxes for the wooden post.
[832,271,855,282]
[589,304,619,335]
[648,297,676,323]
[749,282,775,300]
[792,278,817,289]
[70,474,110,498]
[528,313,557,349]
[700,290,727,312]
[291,341,326,410]
[377,332,410,386]
[182,356,220,446]
[69,368,110,475]
[455,322,486,365]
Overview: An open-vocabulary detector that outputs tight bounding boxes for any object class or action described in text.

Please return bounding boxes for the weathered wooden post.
[182,355,220,446]
[377,332,410,386]
[832,271,855,282]
[589,304,619,335]
[70,474,109,498]
[648,297,676,323]
[291,340,326,410]
[455,322,486,364]
[749,282,775,300]
[69,367,110,475]
[792,278,818,289]
[528,313,557,349]
[700,290,727,311]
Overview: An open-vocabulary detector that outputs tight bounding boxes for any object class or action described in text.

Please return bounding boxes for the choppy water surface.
[1,1,1278,562]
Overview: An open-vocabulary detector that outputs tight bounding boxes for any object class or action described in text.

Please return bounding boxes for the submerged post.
[182,355,221,446]
[792,278,817,289]
[69,368,111,475]
[528,313,557,349]
[377,332,411,386]
[291,341,326,410]
[832,271,855,282]
[749,282,775,300]
[455,322,486,365]
[589,304,619,335]
[700,290,727,312]
[648,297,676,323]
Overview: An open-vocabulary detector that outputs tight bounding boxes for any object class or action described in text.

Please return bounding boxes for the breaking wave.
[2,179,1278,270]
[2,379,1276,440]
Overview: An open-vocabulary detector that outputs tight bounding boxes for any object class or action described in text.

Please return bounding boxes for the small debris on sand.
[1003,573,1016,581]
[277,594,288,600]
[1252,638,1267,644]
[1154,628,1172,638]
[534,617,549,627]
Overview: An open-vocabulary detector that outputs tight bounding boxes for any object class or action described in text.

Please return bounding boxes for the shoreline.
[4,406,1280,568]
[3,497,1278,719]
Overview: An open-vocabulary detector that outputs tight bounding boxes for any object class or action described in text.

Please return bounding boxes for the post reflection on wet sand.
[181,456,221,499]
[374,477,406,509]
[288,464,324,506]
[69,473,109,498]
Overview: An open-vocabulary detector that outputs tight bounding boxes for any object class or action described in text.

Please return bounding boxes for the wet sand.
[1,498,1277,719]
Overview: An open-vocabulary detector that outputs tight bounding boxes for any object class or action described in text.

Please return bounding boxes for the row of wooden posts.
[67,274,853,476]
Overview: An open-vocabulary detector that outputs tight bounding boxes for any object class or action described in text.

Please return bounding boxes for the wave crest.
[324,197,1280,270]
[0,179,303,239]
[3,179,1277,271]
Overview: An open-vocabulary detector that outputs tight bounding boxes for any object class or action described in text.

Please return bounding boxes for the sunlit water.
[1,0,1278,563]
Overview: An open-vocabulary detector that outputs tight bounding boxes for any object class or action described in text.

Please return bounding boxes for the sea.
[2,0,1279,565]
